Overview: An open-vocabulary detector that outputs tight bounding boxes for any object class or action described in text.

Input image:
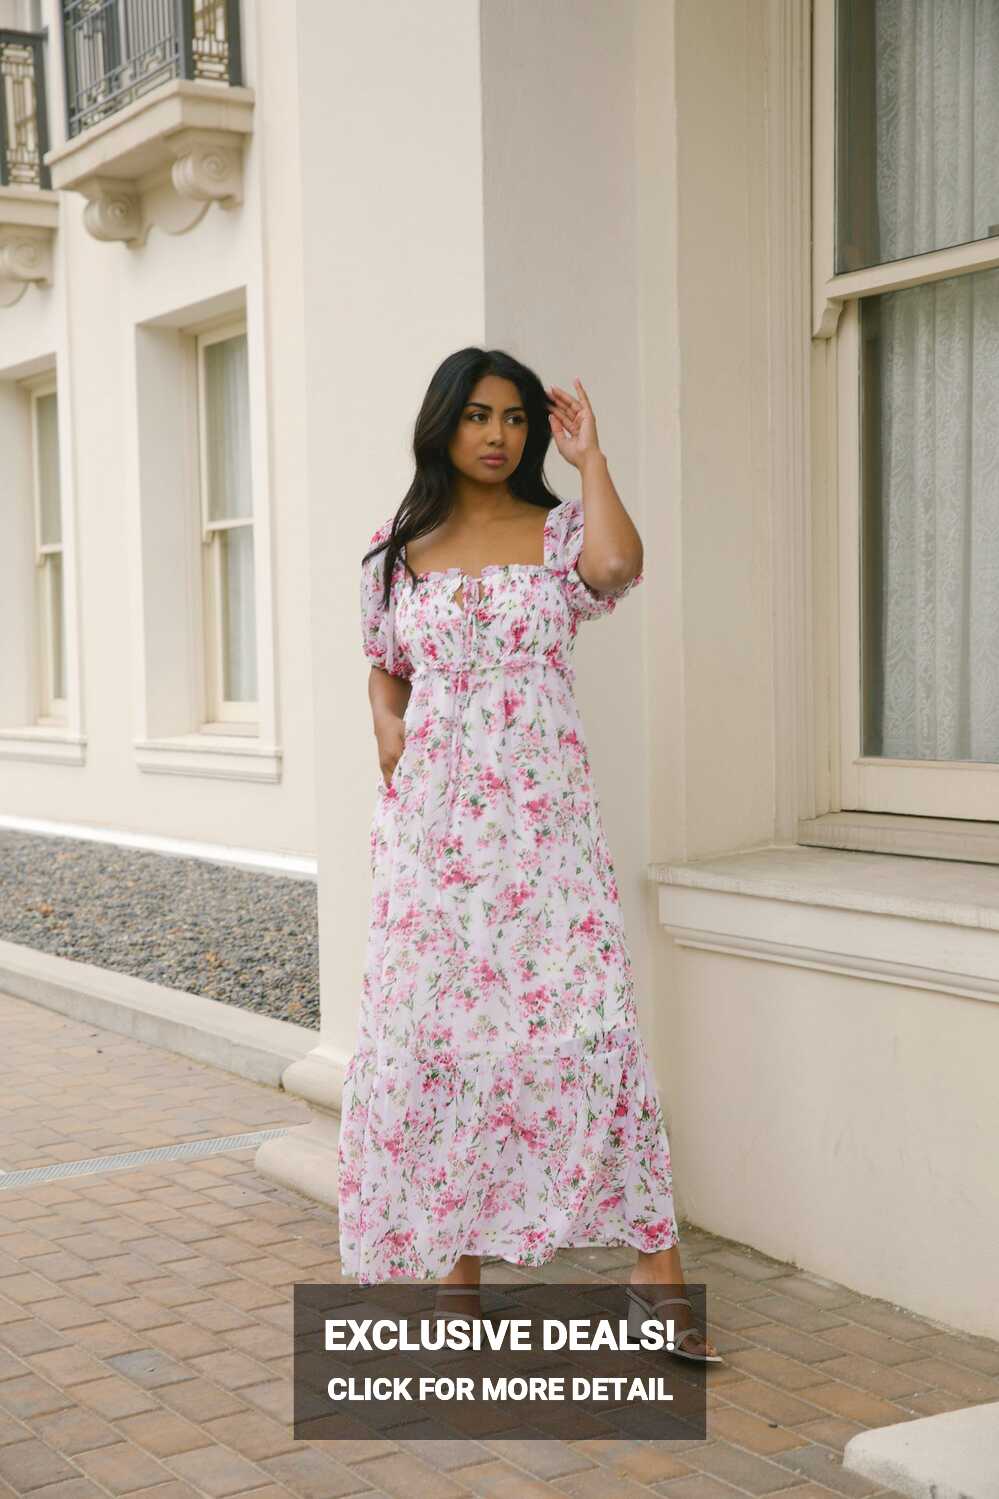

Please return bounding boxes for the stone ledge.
[0,725,86,765]
[0,935,313,1088]
[133,733,282,783]
[650,843,999,929]
[843,1400,999,1499]
[0,811,315,878]
[44,76,254,246]
[649,843,999,1006]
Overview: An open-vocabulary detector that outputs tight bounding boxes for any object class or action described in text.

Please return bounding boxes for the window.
[30,380,67,725]
[0,22,50,189]
[835,0,999,274]
[816,0,999,822]
[131,299,280,782]
[196,321,257,728]
[0,365,82,763]
[859,270,999,768]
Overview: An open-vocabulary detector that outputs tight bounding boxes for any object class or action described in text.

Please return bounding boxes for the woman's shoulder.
[366,515,396,552]
[547,496,583,553]
[549,496,582,525]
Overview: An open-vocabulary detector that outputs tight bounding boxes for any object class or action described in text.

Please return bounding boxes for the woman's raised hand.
[546,378,601,469]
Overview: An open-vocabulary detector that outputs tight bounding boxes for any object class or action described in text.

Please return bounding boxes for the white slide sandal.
[626,1288,724,1364]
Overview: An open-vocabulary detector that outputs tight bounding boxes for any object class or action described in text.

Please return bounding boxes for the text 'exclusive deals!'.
[293,1283,708,1442]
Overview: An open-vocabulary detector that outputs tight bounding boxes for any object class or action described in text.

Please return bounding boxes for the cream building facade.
[1,0,996,1346]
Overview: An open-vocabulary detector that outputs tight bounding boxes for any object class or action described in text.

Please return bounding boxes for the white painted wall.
[671,944,999,1339]
[0,0,316,856]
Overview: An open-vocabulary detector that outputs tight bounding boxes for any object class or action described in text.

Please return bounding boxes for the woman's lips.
[480,456,506,464]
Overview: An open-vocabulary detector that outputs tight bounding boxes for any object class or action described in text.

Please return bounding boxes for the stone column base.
[254,1045,347,1210]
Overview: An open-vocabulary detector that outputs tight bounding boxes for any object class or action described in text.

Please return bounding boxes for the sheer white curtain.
[204,332,256,703]
[220,525,256,702]
[875,0,999,761]
[35,391,65,706]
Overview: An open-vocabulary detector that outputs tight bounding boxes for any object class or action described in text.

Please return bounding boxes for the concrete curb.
[843,1400,999,1499]
[0,937,316,1089]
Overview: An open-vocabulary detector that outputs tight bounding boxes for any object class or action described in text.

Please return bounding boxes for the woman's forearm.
[368,665,410,728]
[577,450,643,592]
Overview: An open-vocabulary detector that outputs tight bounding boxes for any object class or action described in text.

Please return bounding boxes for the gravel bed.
[0,829,319,1030]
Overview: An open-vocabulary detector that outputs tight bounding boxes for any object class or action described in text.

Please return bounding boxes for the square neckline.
[404,502,562,582]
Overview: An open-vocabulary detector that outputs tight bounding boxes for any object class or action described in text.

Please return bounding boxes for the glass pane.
[0,34,41,186]
[860,267,999,762]
[36,391,61,545]
[204,332,252,521]
[837,0,999,272]
[219,525,257,702]
[49,552,65,702]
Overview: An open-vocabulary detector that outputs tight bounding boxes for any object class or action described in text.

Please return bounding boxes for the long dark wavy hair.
[363,347,566,610]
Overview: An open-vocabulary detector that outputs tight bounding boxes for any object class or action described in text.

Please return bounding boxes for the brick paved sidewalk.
[2,990,997,1498]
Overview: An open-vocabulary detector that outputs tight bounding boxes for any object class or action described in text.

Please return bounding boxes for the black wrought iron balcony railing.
[62,0,242,140]
[0,30,51,190]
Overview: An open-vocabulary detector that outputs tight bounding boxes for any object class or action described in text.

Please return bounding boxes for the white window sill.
[0,727,86,766]
[649,843,999,1006]
[200,720,259,736]
[799,810,999,866]
[134,734,281,783]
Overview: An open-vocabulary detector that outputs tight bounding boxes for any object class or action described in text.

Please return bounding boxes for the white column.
[262,0,661,1213]
[257,0,487,1205]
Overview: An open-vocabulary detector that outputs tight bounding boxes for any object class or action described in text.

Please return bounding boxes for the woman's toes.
[677,1323,717,1358]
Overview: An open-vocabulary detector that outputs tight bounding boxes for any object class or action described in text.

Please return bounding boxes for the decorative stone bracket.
[0,186,59,306]
[44,77,254,248]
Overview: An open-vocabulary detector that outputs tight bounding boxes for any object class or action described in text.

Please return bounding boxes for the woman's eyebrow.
[466,401,526,413]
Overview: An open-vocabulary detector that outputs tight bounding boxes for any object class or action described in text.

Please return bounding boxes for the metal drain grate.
[0,1128,293,1190]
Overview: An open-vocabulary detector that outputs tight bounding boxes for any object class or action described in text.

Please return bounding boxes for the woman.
[338,347,720,1364]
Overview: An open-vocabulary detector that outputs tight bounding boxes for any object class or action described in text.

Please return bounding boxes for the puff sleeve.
[360,520,414,680]
[555,495,644,622]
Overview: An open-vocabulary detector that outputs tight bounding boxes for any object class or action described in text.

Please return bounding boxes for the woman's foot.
[433,1286,483,1321]
[631,1249,721,1362]
[435,1253,482,1321]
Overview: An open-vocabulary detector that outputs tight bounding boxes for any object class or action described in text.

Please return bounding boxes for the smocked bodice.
[395,565,578,685]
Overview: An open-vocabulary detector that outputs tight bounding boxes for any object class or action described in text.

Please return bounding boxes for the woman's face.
[447,374,528,485]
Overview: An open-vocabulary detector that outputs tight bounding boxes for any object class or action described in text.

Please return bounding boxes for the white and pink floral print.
[339,496,678,1282]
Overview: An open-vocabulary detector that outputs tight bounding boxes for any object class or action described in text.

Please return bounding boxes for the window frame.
[195,315,258,731]
[28,374,67,726]
[813,0,999,823]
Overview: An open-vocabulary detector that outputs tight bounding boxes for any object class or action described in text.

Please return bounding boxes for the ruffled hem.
[342,1235,680,1288]
[336,1027,678,1282]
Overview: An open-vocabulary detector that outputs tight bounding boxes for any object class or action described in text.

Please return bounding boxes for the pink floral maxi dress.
[338,496,679,1282]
